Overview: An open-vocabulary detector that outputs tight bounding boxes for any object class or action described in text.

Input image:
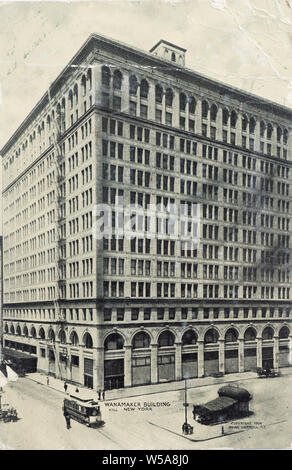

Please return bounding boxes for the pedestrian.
[47,376,49,386]
[64,412,71,429]
[98,389,101,400]
[102,390,105,400]
[221,425,225,436]
[64,381,68,393]
[75,387,79,393]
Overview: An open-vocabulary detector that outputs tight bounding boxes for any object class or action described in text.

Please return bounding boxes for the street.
[0,372,292,449]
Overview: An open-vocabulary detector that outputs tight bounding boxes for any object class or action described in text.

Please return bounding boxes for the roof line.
[2,31,292,156]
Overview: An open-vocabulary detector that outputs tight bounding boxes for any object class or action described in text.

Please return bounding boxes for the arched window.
[230,110,237,128]
[155,84,163,104]
[279,326,290,338]
[171,52,176,62]
[262,326,274,340]
[225,328,238,343]
[165,88,173,107]
[182,330,197,345]
[189,96,196,114]
[70,331,79,346]
[16,325,21,336]
[48,329,55,342]
[158,331,175,347]
[4,324,8,334]
[260,121,266,138]
[113,70,122,90]
[10,325,15,335]
[102,66,111,87]
[284,128,289,145]
[87,68,92,89]
[73,84,78,105]
[140,79,149,99]
[59,330,66,344]
[277,127,282,143]
[202,100,209,119]
[222,108,229,126]
[179,93,187,112]
[210,104,218,122]
[104,333,124,350]
[31,327,36,339]
[23,326,28,337]
[81,75,87,96]
[242,115,248,132]
[244,327,257,341]
[68,90,73,109]
[129,75,138,96]
[132,331,151,349]
[249,117,256,134]
[204,329,219,344]
[84,332,93,349]
[267,123,273,140]
[39,327,45,340]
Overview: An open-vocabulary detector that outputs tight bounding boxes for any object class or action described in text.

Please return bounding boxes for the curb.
[24,369,292,402]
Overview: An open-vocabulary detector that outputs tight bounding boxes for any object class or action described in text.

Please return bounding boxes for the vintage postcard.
[0,0,292,455]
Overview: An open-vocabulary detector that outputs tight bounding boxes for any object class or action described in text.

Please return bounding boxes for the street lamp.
[182,379,193,435]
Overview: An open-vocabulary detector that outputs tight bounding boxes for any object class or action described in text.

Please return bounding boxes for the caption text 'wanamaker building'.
[1,33,292,390]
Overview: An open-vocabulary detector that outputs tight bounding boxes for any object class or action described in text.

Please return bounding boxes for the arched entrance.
[244,327,257,371]
[262,326,274,369]
[104,333,124,391]
[131,331,151,386]
[157,331,175,383]
[182,330,198,379]
[279,326,290,367]
[224,328,239,373]
[204,329,219,376]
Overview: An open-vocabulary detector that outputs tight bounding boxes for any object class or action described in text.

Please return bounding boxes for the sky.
[1,0,292,225]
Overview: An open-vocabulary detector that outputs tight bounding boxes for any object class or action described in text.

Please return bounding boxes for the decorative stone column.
[238,338,244,372]
[151,343,158,384]
[175,341,182,381]
[124,345,132,388]
[172,89,180,128]
[197,340,204,377]
[256,336,262,368]
[219,339,225,374]
[93,346,104,391]
[148,82,156,121]
[79,347,84,386]
[273,335,279,371]
[121,71,130,114]
[54,342,60,379]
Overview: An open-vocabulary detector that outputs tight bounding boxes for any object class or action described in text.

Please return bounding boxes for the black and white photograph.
[1,0,292,453]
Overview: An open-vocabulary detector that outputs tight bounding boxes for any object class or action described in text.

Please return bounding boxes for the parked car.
[256,367,280,378]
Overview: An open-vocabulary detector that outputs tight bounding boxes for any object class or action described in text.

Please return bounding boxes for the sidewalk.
[24,368,292,402]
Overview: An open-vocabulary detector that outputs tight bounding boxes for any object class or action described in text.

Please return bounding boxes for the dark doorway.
[104,359,124,390]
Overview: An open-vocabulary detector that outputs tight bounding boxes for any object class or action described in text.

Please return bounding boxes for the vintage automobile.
[0,406,18,423]
[63,394,105,428]
[256,367,280,378]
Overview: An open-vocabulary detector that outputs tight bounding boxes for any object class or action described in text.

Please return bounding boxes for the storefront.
[204,350,219,376]
[104,358,124,390]
[182,353,198,379]
[132,356,151,386]
[84,357,94,389]
[158,354,175,382]
[244,348,257,371]
[225,349,238,373]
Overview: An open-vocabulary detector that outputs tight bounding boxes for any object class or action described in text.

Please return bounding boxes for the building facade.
[1,33,292,390]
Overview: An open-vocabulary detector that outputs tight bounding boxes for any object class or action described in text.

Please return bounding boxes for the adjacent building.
[1,33,292,390]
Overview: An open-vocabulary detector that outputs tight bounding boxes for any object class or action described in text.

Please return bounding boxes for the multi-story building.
[1,33,292,390]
